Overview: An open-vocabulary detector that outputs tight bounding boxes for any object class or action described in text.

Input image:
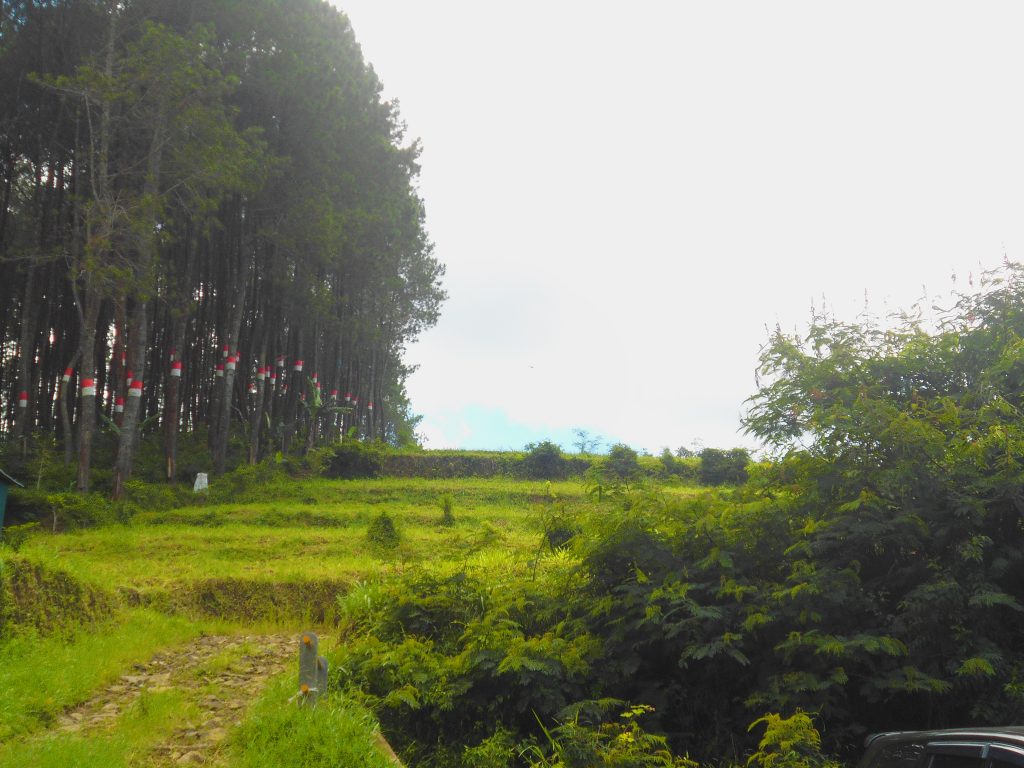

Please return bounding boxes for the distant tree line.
[0,0,444,495]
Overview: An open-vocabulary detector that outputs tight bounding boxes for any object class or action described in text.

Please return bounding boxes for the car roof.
[867,727,1024,749]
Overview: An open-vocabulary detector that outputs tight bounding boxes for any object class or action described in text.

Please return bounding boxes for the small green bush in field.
[439,494,455,526]
[0,522,39,552]
[604,444,640,482]
[523,704,699,767]
[366,512,399,549]
[747,711,839,768]
[698,447,750,485]
[7,490,117,530]
[522,441,567,479]
[657,449,700,483]
[462,728,518,768]
[541,505,578,552]
[326,441,385,479]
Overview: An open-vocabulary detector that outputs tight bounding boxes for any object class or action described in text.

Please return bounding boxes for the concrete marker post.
[316,655,328,696]
[298,631,320,706]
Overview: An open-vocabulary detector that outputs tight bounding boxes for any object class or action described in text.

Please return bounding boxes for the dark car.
[858,728,1024,768]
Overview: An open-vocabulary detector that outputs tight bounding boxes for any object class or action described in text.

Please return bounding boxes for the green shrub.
[122,479,193,511]
[698,448,750,485]
[747,711,839,768]
[604,444,640,482]
[281,446,333,477]
[7,489,117,530]
[326,441,385,479]
[206,460,286,502]
[524,704,698,767]
[366,512,399,549]
[676,457,700,483]
[462,728,518,768]
[439,494,455,526]
[382,450,524,478]
[657,450,699,483]
[541,505,579,552]
[522,441,567,479]
[584,445,643,499]
[659,448,676,476]
[0,522,39,552]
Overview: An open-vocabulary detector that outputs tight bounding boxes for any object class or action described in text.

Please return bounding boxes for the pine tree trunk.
[75,290,102,492]
[164,318,184,481]
[113,297,147,499]
[248,331,267,465]
[13,265,37,445]
[213,248,252,474]
[60,351,80,466]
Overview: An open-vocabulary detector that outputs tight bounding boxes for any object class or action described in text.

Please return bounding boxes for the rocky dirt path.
[56,632,296,766]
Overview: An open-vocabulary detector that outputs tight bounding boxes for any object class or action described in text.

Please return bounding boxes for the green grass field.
[2,473,701,766]
[18,478,589,589]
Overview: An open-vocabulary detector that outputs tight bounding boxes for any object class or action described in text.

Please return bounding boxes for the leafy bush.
[604,444,640,482]
[122,479,193,511]
[325,441,385,479]
[584,445,643,499]
[439,494,455,526]
[540,505,579,552]
[383,450,524,478]
[698,447,750,485]
[7,489,118,530]
[366,512,399,549]
[657,450,699,483]
[658,449,676,476]
[747,712,839,768]
[523,704,698,768]
[333,568,603,767]
[462,728,518,768]
[0,522,39,552]
[521,441,568,479]
[282,446,333,477]
[206,460,286,502]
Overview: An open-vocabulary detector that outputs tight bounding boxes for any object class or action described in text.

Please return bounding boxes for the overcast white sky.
[333,1,1020,454]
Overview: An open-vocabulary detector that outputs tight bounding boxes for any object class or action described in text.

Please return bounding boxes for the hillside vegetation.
[0,460,704,767]
[6,0,1023,765]
[5,266,1024,765]
[4,267,1024,766]
[322,266,1024,766]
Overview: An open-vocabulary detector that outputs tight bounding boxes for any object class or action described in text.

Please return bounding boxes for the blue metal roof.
[0,468,24,487]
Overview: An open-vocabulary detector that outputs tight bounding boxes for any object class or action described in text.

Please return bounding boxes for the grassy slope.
[0,473,704,766]
[0,609,201,743]
[19,477,695,590]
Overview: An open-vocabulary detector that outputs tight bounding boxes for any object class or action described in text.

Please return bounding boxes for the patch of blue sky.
[418,404,618,454]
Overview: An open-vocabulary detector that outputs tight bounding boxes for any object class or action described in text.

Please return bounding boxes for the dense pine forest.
[0,0,444,495]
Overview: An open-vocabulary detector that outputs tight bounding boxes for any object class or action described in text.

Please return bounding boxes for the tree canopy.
[0,0,444,490]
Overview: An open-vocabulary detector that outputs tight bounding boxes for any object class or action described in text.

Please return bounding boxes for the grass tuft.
[227,675,396,767]
[0,609,200,742]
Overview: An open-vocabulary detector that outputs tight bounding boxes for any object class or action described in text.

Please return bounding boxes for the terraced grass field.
[2,474,703,766]
[25,478,573,587]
